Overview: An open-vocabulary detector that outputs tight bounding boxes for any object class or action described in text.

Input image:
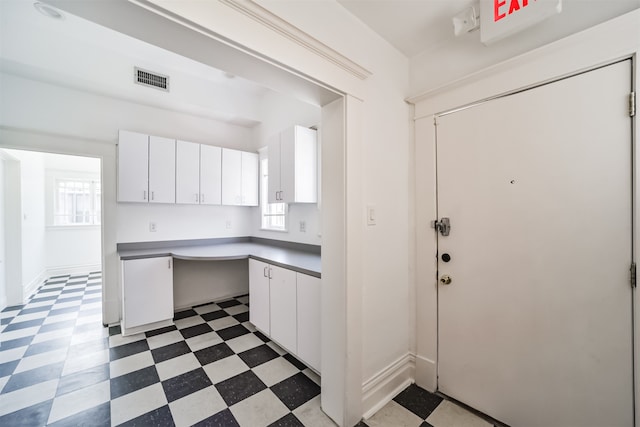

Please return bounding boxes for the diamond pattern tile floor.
[1,272,494,427]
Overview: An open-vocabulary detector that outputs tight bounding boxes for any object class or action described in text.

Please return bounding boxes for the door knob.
[440,275,452,285]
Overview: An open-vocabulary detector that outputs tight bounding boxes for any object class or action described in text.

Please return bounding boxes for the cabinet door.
[221,148,242,205]
[269,265,297,352]
[279,127,296,204]
[117,130,148,202]
[149,136,176,203]
[293,126,318,203]
[176,140,200,204]
[267,135,281,204]
[249,259,270,334]
[241,151,258,206]
[200,145,222,205]
[122,257,174,329]
[297,273,321,372]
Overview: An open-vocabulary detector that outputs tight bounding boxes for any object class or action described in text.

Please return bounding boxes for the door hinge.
[630,92,636,117]
[631,262,637,288]
[432,217,451,236]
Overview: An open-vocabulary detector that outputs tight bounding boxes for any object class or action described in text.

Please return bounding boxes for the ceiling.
[337,0,640,58]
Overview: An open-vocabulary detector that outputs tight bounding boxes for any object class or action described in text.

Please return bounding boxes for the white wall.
[0,72,260,245]
[251,90,322,246]
[408,1,640,96]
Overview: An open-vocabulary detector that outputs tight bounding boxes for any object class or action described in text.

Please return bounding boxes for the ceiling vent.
[134,67,169,92]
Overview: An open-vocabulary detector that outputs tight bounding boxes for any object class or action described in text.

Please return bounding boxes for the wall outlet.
[149,222,157,232]
[299,221,306,232]
[226,220,232,229]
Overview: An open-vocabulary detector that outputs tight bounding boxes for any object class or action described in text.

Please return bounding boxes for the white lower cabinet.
[269,265,297,353]
[248,258,321,372]
[296,273,321,372]
[122,257,174,335]
[249,259,270,334]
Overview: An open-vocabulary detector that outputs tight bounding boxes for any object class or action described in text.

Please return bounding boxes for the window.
[54,178,101,226]
[260,150,287,231]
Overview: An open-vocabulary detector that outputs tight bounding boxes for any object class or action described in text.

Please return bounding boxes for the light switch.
[367,205,376,226]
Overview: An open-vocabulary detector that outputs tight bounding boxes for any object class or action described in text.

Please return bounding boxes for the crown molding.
[219,0,372,81]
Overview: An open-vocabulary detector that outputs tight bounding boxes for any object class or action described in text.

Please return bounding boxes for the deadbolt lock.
[440,275,452,285]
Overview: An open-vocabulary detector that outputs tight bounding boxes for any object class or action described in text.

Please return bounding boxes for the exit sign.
[480,0,562,45]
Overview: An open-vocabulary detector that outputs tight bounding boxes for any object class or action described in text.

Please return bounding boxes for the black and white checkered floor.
[0,272,493,427]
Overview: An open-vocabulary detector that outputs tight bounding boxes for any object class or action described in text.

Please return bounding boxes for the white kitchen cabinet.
[118,130,149,202]
[268,125,317,204]
[176,140,201,204]
[176,142,222,205]
[122,256,174,335]
[296,273,321,372]
[241,151,259,206]
[148,135,176,204]
[200,144,222,205]
[269,264,297,353]
[249,259,270,334]
[221,148,258,206]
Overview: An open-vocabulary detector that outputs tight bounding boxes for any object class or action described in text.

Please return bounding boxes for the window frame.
[48,171,101,228]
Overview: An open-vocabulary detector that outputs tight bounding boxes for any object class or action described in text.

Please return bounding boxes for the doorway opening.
[0,148,102,310]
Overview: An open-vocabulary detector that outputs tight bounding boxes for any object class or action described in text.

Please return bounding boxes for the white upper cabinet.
[148,135,176,204]
[176,141,222,205]
[222,148,242,206]
[222,148,258,206]
[268,125,317,204]
[200,144,222,205]
[118,130,251,207]
[176,140,201,204]
[241,151,259,206]
[118,130,149,203]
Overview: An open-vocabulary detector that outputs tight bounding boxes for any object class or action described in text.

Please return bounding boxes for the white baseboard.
[23,269,48,301]
[362,353,416,419]
[415,354,437,392]
[46,263,102,278]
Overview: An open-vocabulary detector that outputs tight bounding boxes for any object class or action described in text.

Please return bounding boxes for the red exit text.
[494,0,536,22]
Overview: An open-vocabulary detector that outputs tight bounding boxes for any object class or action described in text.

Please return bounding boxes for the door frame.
[411,10,639,424]
[432,58,635,424]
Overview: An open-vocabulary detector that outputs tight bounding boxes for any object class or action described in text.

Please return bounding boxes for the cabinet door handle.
[151,191,155,201]
[143,190,147,201]
[195,193,199,203]
[263,266,268,277]
[201,194,205,203]
[268,267,273,279]
[168,259,171,269]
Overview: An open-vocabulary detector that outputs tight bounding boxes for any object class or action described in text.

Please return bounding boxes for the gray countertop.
[118,240,321,278]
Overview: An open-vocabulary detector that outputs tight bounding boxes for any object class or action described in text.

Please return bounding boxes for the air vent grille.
[134,67,169,92]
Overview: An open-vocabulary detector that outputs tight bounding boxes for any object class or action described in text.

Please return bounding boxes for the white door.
[241,151,258,206]
[249,259,270,334]
[221,148,242,205]
[200,144,222,205]
[268,134,282,204]
[176,140,200,204]
[297,272,321,372]
[436,61,633,426]
[148,136,176,204]
[0,157,5,307]
[117,130,148,202]
[122,257,173,330]
[269,264,297,352]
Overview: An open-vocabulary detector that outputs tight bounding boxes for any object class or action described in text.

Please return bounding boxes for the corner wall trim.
[23,269,48,302]
[361,353,416,419]
[219,0,372,81]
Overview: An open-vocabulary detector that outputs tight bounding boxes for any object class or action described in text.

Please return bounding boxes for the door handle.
[440,275,452,285]
[264,266,268,277]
